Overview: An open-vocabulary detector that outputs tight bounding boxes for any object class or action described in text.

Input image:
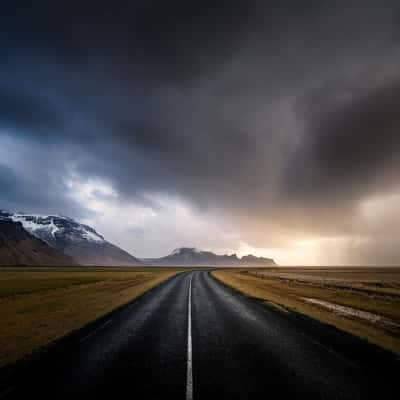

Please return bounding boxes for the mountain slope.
[0,220,76,266]
[0,211,142,266]
[142,247,275,267]
[240,254,276,266]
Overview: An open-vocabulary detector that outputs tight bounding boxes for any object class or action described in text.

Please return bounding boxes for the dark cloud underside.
[1,0,400,263]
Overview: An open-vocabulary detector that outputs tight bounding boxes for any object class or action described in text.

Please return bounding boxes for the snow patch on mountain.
[0,211,104,244]
[0,210,142,266]
[81,228,104,242]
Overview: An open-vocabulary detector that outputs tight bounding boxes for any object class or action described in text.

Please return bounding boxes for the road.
[1,271,399,399]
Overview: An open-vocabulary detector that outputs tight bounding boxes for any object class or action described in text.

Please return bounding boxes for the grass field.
[213,267,400,354]
[0,267,182,367]
[3,266,399,368]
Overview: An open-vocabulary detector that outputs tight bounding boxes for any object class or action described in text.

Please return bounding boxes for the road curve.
[1,271,398,399]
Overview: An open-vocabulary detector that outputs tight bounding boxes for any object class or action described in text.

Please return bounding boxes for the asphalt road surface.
[1,271,399,399]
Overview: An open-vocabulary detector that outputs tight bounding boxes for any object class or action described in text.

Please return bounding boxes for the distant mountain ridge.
[0,219,76,266]
[0,210,142,266]
[0,211,275,267]
[142,247,275,267]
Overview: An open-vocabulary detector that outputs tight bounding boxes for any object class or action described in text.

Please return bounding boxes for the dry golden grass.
[213,267,400,354]
[0,267,181,367]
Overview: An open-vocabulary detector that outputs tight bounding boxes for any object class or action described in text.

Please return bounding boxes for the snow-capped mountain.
[0,210,142,266]
[2,211,105,246]
[142,247,275,267]
[0,219,76,266]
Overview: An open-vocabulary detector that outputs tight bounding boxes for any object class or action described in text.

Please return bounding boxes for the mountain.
[142,247,275,267]
[0,211,142,266]
[240,254,276,266]
[0,219,76,266]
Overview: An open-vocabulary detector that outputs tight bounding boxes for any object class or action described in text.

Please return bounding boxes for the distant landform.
[0,210,141,266]
[0,219,76,266]
[142,247,275,267]
[0,210,275,267]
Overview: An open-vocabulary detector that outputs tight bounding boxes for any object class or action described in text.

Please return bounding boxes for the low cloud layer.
[1,1,400,264]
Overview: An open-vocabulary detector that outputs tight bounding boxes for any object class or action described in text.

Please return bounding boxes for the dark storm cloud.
[0,162,84,217]
[287,77,400,204]
[1,0,400,263]
[0,0,260,80]
[0,85,63,134]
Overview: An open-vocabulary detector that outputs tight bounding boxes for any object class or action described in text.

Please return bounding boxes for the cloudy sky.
[1,1,400,265]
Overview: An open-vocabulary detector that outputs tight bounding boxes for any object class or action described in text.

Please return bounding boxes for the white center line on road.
[186,275,194,400]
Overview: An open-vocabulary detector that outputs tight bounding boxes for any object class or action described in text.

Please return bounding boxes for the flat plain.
[2,266,399,371]
[213,267,400,354]
[1,269,399,400]
[0,267,181,367]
